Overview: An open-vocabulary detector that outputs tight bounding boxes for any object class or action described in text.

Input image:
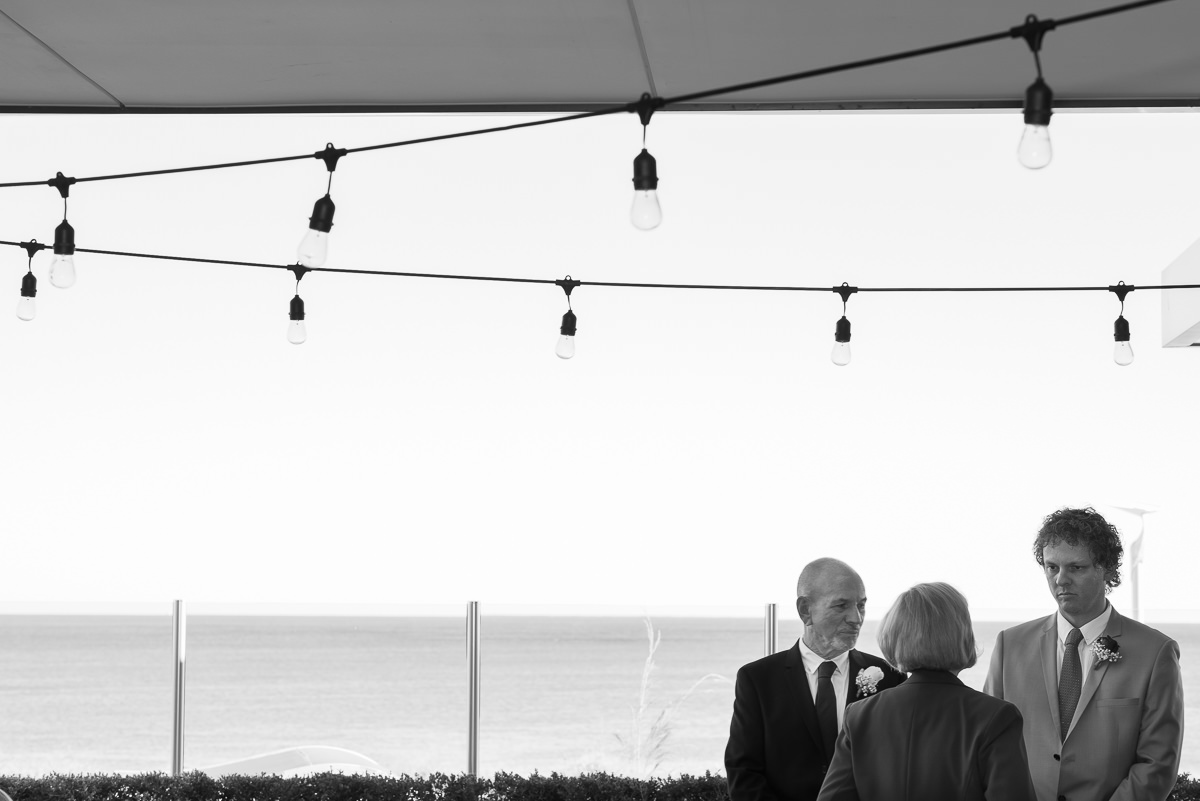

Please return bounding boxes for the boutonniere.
[1091,635,1122,669]
[855,666,885,696]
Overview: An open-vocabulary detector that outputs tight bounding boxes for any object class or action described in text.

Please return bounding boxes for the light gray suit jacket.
[982,606,1183,801]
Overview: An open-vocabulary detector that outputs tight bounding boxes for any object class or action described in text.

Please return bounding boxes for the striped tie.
[1059,628,1083,741]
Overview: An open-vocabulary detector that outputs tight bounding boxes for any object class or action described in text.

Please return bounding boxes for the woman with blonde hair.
[816,582,1035,801]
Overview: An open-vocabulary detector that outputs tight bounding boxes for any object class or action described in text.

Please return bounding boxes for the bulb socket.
[290,294,306,321]
[633,149,659,191]
[835,316,852,343]
[53,219,75,255]
[1023,78,1053,127]
[21,272,37,298]
[308,194,336,233]
[560,309,577,337]
[1114,315,1130,342]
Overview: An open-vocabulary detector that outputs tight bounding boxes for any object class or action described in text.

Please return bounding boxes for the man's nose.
[1054,570,1070,586]
[847,605,863,625]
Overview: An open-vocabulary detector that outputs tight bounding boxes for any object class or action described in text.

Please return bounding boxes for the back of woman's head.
[878,582,977,673]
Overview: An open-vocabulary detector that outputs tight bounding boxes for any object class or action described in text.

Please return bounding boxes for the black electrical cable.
[661,0,1174,106]
[0,0,1177,191]
[5,239,1198,294]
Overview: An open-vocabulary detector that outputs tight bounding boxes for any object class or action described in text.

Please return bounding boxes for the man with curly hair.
[983,507,1183,801]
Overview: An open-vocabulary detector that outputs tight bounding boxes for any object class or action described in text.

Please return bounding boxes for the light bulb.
[297,229,328,268]
[1113,341,1133,366]
[631,149,661,231]
[831,315,852,366]
[49,254,76,288]
[556,308,577,359]
[298,194,335,267]
[51,219,77,288]
[831,341,851,366]
[630,191,662,231]
[1113,313,1132,366]
[288,320,308,345]
[18,271,37,320]
[1017,125,1052,170]
[287,293,307,344]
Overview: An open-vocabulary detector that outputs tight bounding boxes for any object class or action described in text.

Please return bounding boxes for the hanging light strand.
[0,0,1179,192]
[5,239,1200,295]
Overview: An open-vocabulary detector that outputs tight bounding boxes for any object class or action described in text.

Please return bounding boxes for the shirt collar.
[798,637,851,675]
[1057,602,1112,645]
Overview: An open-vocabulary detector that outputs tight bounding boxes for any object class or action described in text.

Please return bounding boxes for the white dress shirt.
[798,638,851,730]
[1056,602,1113,678]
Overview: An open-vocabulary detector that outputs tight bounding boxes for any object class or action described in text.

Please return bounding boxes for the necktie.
[1059,628,1083,741]
[815,661,839,761]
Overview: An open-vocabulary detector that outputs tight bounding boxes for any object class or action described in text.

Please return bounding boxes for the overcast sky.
[1,109,1198,621]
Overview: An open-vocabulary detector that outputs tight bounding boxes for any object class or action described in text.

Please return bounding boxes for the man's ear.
[796,596,812,625]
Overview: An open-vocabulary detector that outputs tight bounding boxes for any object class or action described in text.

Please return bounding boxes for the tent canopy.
[0,0,1196,114]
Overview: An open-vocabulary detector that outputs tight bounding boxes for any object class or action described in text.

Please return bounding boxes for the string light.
[555,277,580,359]
[48,173,77,289]
[1015,16,1055,170]
[6,237,1198,360]
[288,265,309,345]
[16,241,42,321]
[0,1,1186,359]
[630,94,664,231]
[297,144,345,269]
[1110,282,1135,366]
[0,1,1176,207]
[832,283,857,366]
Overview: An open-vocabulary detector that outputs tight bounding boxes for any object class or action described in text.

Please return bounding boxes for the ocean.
[2,614,1199,778]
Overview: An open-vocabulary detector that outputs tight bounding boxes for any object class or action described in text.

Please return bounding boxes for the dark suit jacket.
[815,669,1036,801]
[725,642,905,801]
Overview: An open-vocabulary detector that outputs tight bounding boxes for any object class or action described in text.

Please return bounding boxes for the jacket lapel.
[845,650,863,706]
[1040,614,1062,739]
[1067,607,1124,740]
[786,643,823,752]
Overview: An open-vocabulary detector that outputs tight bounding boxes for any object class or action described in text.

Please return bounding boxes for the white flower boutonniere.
[855,666,885,697]
[1091,635,1122,669]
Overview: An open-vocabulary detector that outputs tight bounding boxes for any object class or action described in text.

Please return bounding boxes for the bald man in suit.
[983,507,1183,801]
[725,558,905,801]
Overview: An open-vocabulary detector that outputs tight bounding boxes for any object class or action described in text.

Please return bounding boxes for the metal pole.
[764,603,777,656]
[171,599,186,776]
[1131,563,1140,622]
[466,601,481,777]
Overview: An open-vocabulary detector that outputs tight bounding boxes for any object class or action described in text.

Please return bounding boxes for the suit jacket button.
[1053,754,1060,761]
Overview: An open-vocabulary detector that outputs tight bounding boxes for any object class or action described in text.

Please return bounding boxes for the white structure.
[200,746,391,779]
[1162,237,1200,347]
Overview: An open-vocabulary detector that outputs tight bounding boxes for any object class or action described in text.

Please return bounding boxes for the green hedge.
[1,772,1198,801]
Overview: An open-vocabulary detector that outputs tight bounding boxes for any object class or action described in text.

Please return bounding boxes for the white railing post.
[764,603,777,656]
[171,599,187,775]
[466,601,481,777]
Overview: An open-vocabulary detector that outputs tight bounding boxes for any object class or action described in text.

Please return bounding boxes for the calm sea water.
[2,615,1199,778]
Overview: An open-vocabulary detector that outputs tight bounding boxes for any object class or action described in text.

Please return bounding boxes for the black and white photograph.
[2,1,1199,799]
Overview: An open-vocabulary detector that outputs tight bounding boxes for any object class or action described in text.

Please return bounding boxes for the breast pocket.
[1090,698,1141,760]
